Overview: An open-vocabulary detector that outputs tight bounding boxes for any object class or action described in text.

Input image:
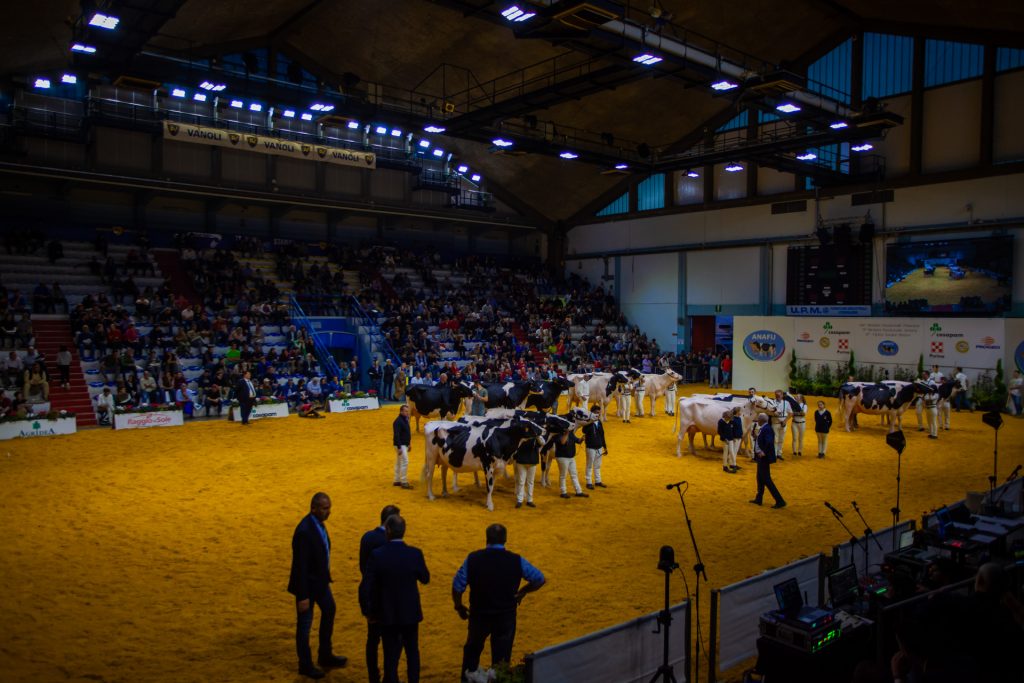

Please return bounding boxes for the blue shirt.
[452,544,544,594]
[310,515,330,560]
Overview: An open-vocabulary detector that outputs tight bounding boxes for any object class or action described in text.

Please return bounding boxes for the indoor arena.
[1,2,1023,683]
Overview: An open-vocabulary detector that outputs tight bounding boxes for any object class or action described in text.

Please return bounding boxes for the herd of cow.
[398,370,961,510]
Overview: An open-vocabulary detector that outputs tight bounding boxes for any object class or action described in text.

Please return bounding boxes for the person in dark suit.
[582,406,608,489]
[453,524,546,681]
[287,492,348,679]
[236,369,256,425]
[366,514,430,683]
[750,413,786,509]
[359,505,400,683]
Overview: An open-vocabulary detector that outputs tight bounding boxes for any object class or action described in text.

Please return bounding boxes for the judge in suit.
[236,370,257,425]
[359,505,400,683]
[366,514,430,683]
[287,492,348,679]
[750,413,786,509]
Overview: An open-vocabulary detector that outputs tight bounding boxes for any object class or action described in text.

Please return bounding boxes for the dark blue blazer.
[756,425,777,464]
[287,514,332,601]
[367,540,430,625]
[358,526,388,617]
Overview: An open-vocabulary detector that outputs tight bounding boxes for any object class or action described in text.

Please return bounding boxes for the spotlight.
[33,78,51,89]
[282,109,296,118]
[424,124,446,133]
[614,163,628,170]
[633,54,663,66]
[432,148,445,157]
[829,121,848,129]
[71,43,97,53]
[300,113,313,121]
[390,129,402,137]
[61,74,77,84]
[686,170,700,178]
[171,88,186,98]
[457,165,469,173]
[724,163,744,172]
[347,121,360,129]
[711,80,738,91]
[249,103,262,112]
[560,151,578,159]
[88,13,119,29]
[471,174,481,182]
[229,100,243,108]
[776,103,801,113]
[852,143,874,152]
[418,139,431,148]
[193,93,207,102]
[796,152,817,161]
[375,126,388,135]
[492,138,513,148]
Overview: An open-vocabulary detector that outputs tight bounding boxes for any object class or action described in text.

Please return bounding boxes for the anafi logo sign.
[878,340,899,356]
[742,330,785,362]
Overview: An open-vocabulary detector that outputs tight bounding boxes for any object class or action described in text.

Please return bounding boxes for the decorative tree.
[848,350,857,380]
[917,353,925,379]
[789,350,798,387]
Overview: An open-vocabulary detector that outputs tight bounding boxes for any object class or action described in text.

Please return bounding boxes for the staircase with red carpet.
[32,317,97,427]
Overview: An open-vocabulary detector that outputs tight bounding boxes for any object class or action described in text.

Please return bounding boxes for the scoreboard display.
[786,243,872,306]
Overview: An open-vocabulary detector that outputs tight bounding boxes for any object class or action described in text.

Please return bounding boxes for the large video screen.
[885,235,1013,315]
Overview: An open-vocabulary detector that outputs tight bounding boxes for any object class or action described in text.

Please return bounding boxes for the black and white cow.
[405,381,474,431]
[422,416,543,510]
[839,381,930,432]
[482,381,538,410]
[524,376,575,413]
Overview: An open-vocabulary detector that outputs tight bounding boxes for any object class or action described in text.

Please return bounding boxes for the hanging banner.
[786,305,871,317]
[162,121,376,170]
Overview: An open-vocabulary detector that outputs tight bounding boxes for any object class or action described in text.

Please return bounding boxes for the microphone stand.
[886,429,907,551]
[670,482,707,683]
[826,504,870,584]
[851,501,884,553]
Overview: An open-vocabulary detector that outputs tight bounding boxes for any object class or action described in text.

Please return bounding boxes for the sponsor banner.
[230,402,289,422]
[923,319,1004,369]
[795,319,857,362]
[162,121,377,170]
[0,417,77,441]
[1007,319,1024,375]
[328,397,381,413]
[853,320,924,366]
[114,410,184,430]
[786,305,871,317]
[731,316,792,393]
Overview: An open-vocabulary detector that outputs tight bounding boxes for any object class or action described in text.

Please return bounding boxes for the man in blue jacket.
[359,505,400,683]
[750,413,786,509]
[366,514,430,683]
[287,492,348,679]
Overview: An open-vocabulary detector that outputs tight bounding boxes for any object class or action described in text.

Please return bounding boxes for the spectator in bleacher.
[4,351,20,388]
[56,344,72,390]
[175,381,196,418]
[24,361,49,402]
[114,381,133,408]
[95,387,115,426]
[139,371,157,403]
[22,346,40,372]
[395,364,409,400]
[349,360,360,392]
[382,359,395,401]
[0,391,12,418]
[258,378,276,399]
[204,379,225,417]
[159,371,175,404]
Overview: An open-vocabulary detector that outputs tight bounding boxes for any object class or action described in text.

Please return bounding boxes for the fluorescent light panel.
[424,124,446,133]
[852,143,874,152]
[34,78,51,89]
[418,139,431,148]
[249,103,262,111]
[229,100,243,108]
[501,5,534,21]
[171,88,186,98]
[432,149,444,157]
[300,113,313,121]
[282,109,296,118]
[390,129,402,137]
[686,170,700,178]
[374,126,387,134]
[829,121,848,129]
[614,163,628,170]
[711,80,738,91]
[457,165,469,173]
[633,54,663,65]
[776,103,801,113]
[492,138,513,148]
[88,13,119,29]
[347,121,360,129]
[71,43,96,53]
[724,163,744,172]
[559,151,578,159]
[796,153,817,161]
[471,174,481,182]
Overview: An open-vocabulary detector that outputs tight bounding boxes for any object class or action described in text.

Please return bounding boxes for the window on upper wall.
[716,110,748,132]
[808,38,852,104]
[596,191,629,217]
[924,39,984,87]
[757,110,780,124]
[996,47,1024,72]
[637,173,666,211]
[862,33,914,99]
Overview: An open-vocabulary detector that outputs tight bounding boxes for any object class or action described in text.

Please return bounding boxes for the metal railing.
[348,295,402,367]
[288,295,342,380]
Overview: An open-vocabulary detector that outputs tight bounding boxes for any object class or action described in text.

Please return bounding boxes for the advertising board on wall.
[0,417,77,440]
[114,410,185,430]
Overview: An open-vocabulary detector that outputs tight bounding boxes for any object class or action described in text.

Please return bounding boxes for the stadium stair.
[152,249,201,304]
[32,317,97,427]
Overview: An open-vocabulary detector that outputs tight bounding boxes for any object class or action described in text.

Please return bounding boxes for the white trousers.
[585,447,603,484]
[557,457,582,494]
[939,402,951,429]
[394,445,409,483]
[816,433,829,455]
[791,420,806,455]
[772,420,788,456]
[577,391,590,409]
[722,439,737,468]
[926,405,939,437]
[916,400,925,429]
[515,464,536,503]
[635,390,645,417]
[729,440,741,466]
[619,395,632,422]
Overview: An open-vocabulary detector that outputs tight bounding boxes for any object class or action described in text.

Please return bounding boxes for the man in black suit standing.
[367,514,430,683]
[288,492,348,679]
[453,523,546,680]
[359,505,400,683]
[236,369,256,425]
[750,413,786,509]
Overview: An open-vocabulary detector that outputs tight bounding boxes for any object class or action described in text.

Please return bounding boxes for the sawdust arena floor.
[1,385,1022,683]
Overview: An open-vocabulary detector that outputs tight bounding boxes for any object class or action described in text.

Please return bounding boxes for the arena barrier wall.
[732,316,1017,395]
[525,600,689,683]
[832,521,916,588]
[712,553,823,673]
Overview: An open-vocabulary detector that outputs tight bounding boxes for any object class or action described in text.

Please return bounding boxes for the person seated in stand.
[175,381,196,418]
[118,348,137,383]
[95,387,115,426]
[114,381,133,408]
[258,378,276,399]
[0,391,13,418]
[139,371,157,404]
[24,361,49,402]
[3,351,20,388]
[204,380,224,417]
[158,371,176,404]
[307,376,323,401]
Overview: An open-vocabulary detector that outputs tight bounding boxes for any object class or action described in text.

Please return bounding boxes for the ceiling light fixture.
[633,54,663,66]
[471,174,481,182]
[347,121,360,129]
[686,170,700,178]
[501,5,535,21]
[418,139,431,148]
[390,129,402,137]
[193,93,207,102]
[560,151,579,159]
[300,113,314,121]
[724,163,744,172]
[424,124,446,133]
[171,88,186,98]
[614,163,628,170]
[852,143,874,152]
[796,152,817,161]
[88,13,120,29]
[374,126,387,135]
[249,103,262,112]
[492,138,514,148]
[229,100,243,108]
[282,110,296,118]
[33,78,51,89]
[776,102,801,113]
[457,165,469,173]
[61,74,77,84]
[432,148,445,157]
[710,80,738,91]
[200,81,226,91]
[829,121,848,129]
[71,43,97,53]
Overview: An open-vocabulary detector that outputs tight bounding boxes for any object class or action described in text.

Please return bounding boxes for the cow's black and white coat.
[405,381,474,431]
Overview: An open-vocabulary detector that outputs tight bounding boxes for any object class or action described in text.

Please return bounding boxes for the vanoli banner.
[162,121,376,170]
